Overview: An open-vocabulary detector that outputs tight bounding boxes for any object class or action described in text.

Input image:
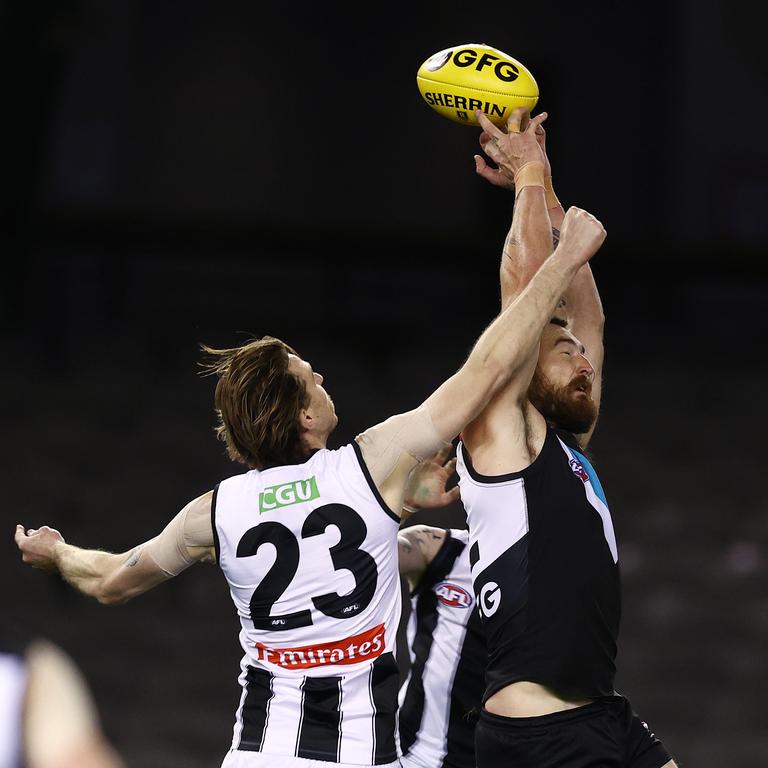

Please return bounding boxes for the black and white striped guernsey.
[213,443,402,766]
[399,528,486,768]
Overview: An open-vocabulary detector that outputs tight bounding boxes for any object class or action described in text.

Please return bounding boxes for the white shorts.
[220,749,402,768]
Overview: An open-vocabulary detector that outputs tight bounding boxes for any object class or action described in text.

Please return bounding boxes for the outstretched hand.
[15,524,65,571]
[474,106,548,188]
[404,445,460,510]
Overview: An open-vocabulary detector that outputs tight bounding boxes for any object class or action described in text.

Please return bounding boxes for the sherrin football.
[416,44,539,127]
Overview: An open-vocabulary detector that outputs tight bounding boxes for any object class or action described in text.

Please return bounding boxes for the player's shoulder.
[314,442,366,474]
[185,489,214,512]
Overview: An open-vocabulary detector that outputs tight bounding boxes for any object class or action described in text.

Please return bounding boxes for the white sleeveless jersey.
[399,529,486,768]
[0,653,26,768]
[213,442,402,766]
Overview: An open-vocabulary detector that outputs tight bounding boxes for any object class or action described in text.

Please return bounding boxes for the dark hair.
[200,336,310,469]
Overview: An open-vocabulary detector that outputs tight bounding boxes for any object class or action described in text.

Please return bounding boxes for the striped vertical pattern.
[370,653,400,764]
[399,534,466,758]
[399,530,486,768]
[238,666,274,751]
[295,676,343,761]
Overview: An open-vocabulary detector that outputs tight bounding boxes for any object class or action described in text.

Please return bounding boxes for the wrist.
[550,242,584,276]
[51,540,68,568]
[544,175,562,210]
[402,501,419,516]
[514,161,546,197]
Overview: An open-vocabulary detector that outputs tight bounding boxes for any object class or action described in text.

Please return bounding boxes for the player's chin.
[562,395,597,434]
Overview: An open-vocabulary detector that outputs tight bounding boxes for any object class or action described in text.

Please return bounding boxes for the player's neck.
[301,432,328,453]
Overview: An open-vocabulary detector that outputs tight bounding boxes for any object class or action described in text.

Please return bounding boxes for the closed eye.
[555,338,585,355]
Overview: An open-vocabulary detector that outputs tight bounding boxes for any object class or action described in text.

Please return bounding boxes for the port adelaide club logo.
[434,581,473,609]
[569,457,589,483]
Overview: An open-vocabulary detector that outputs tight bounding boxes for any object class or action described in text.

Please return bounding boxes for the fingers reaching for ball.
[528,111,548,132]
[475,110,505,141]
[474,108,547,182]
[506,106,529,133]
[474,154,515,190]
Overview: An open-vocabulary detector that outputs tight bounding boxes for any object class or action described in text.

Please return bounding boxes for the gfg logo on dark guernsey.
[434,581,473,609]
[479,581,502,618]
[453,49,519,82]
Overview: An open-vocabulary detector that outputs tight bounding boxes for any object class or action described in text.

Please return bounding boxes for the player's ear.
[298,407,313,433]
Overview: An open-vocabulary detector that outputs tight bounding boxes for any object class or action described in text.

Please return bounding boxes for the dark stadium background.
[2,2,766,766]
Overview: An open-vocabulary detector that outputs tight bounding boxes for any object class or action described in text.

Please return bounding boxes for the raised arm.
[423,206,606,442]
[563,263,604,448]
[476,108,604,448]
[357,207,606,512]
[535,121,604,449]
[14,491,215,604]
[474,107,556,309]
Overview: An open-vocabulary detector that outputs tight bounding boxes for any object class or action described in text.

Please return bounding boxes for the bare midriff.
[485,681,592,718]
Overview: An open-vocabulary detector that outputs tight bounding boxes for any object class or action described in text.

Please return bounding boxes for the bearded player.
[15,202,605,768]
[455,107,677,768]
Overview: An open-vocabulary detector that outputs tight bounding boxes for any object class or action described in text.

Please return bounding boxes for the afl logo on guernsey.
[569,458,589,483]
[434,582,473,609]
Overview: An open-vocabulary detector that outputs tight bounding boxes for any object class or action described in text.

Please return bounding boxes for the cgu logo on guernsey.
[259,477,319,514]
[253,624,386,670]
[434,581,473,608]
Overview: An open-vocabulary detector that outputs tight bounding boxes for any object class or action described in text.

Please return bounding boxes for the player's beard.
[528,368,597,435]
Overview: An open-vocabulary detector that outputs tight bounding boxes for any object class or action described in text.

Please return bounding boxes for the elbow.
[96,590,127,606]
[95,580,131,606]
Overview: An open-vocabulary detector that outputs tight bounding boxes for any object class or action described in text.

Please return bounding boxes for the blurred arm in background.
[23,640,125,768]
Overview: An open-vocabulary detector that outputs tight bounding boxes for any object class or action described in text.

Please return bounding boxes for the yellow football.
[416,43,539,127]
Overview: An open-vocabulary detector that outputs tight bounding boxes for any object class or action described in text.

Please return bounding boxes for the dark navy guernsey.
[456,426,621,701]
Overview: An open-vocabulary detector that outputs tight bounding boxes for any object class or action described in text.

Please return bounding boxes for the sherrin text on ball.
[416,44,538,127]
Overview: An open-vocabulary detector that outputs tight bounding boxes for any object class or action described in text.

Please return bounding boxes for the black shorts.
[475,696,672,768]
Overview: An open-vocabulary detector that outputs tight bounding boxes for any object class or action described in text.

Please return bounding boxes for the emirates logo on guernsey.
[253,624,386,670]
